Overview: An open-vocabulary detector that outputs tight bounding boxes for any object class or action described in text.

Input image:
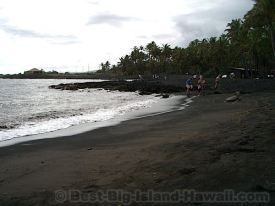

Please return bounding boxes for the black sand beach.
[0,91,275,205]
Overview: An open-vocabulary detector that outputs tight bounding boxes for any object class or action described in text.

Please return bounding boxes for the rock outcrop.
[49,80,183,95]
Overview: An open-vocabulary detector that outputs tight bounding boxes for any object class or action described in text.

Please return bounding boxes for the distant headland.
[0,68,116,79]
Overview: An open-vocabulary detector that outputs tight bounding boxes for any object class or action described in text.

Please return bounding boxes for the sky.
[0,0,254,74]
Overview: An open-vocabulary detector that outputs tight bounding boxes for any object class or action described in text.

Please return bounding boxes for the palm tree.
[226,19,249,67]
[130,46,147,74]
[100,61,111,72]
[171,47,186,73]
[245,0,275,58]
[145,41,161,74]
[160,44,172,73]
[226,19,244,42]
[117,55,133,75]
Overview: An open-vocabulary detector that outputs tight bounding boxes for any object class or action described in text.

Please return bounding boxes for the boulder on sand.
[225,91,241,102]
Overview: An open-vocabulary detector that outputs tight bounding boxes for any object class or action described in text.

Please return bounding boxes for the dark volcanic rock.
[49,80,183,95]
[0,125,8,129]
[162,94,170,98]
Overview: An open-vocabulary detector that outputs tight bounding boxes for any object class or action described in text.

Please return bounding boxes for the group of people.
[185,74,206,97]
[185,74,221,97]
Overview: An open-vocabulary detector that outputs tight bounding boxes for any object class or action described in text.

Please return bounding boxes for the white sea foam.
[0,98,157,142]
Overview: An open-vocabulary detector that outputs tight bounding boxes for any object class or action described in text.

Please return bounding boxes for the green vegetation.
[98,0,275,77]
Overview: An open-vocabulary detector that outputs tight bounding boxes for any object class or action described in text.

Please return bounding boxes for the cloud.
[87,13,139,27]
[173,0,254,46]
[152,34,175,40]
[88,1,99,5]
[0,19,79,44]
[137,35,149,39]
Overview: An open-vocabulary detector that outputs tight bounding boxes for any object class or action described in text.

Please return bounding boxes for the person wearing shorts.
[215,74,221,90]
[186,77,193,97]
[197,75,205,96]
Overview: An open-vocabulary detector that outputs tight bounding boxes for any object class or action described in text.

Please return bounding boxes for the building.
[47,70,59,74]
[231,68,258,79]
[24,68,44,75]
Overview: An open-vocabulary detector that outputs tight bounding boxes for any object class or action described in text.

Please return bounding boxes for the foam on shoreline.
[0,94,191,147]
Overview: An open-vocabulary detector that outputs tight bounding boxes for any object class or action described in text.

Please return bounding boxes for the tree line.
[98,0,275,77]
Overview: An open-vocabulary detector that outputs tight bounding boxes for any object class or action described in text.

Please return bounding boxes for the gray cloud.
[87,14,139,27]
[137,34,175,41]
[173,0,254,46]
[88,1,99,5]
[152,34,175,40]
[137,35,149,39]
[0,19,79,44]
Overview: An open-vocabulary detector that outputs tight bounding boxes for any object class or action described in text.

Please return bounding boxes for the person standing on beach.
[197,75,205,96]
[214,74,221,90]
[186,77,193,97]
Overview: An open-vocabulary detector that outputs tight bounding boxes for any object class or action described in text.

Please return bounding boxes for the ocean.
[0,79,163,143]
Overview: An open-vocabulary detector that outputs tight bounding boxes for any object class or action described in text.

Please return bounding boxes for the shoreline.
[0,91,274,205]
[0,94,189,148]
